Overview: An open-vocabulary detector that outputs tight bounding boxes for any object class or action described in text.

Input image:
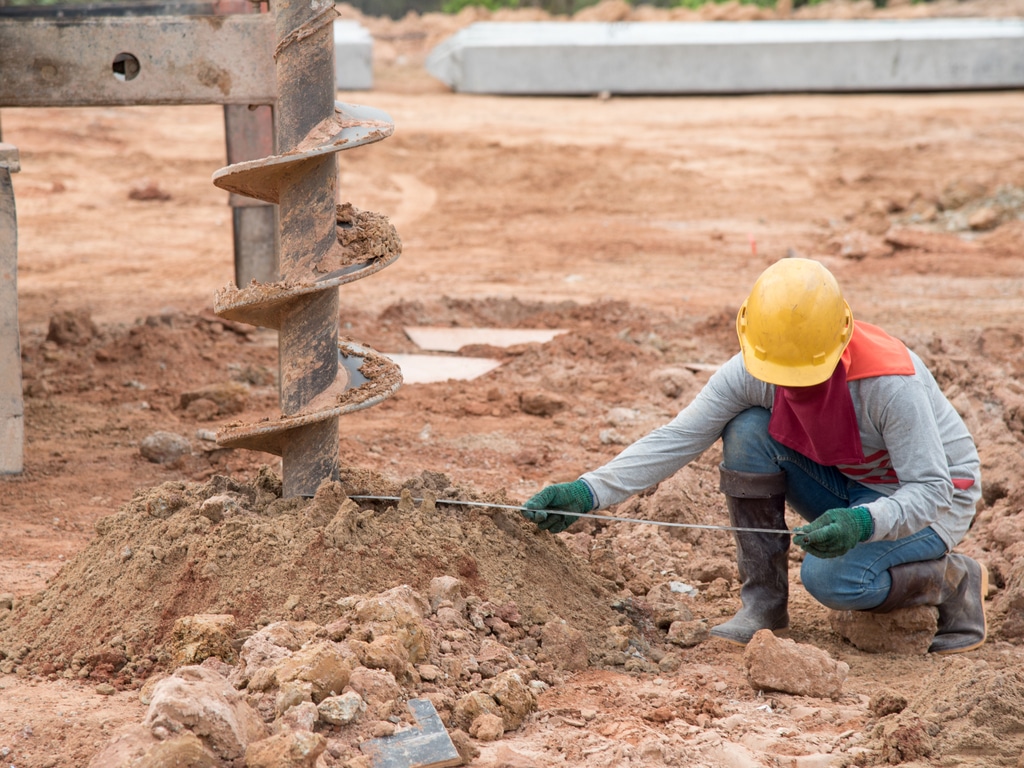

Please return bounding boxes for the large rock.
[143,665,268,760]
[169,613,237,667]
[645,582,695,628]
[88,727,219,768]
[342,585,432,663]
[743,630,848,700]
[245,730,327,768]
[487,670,537,730]
[829,607,938,654]
[539,619,589,671]
[273,641,353,703]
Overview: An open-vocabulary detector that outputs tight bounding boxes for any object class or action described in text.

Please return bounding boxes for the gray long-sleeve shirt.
[580,351,981,550]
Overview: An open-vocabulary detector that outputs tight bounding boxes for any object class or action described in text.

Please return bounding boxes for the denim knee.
[721,408,777,474]
[800,555,886,611]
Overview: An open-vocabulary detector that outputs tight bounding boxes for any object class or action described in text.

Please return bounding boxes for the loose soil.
[2,1,1024,766]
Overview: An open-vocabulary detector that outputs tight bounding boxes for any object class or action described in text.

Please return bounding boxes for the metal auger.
[211,0,401,498]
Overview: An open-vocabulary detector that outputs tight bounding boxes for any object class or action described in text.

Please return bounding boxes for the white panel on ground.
[425,18,1024,95]
[385,353,504,384]
[404,326,566,352]
[335,20,374,90]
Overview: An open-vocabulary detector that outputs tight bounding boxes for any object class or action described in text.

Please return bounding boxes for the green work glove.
[793,507,873,559]
[522,481,594,534]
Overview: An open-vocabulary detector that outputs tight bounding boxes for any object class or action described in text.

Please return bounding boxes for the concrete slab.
[386,353,503,384]
[0,144,23,475]
[425,18,1024,95]
[404,326,566,352]
[335,20,373,91]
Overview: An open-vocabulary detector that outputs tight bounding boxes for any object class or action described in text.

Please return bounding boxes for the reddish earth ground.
[1,1,1024,766]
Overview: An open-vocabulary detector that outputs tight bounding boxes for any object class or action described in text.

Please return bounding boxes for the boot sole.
[932,561,989,655]
[709,625,789,647]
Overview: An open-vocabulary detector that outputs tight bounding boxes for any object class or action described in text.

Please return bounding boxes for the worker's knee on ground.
[800,555,877,611]
[721,407,774,470]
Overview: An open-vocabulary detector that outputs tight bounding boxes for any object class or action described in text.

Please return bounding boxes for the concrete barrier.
[426,19,1024,95]
[0,143,22,475]
[335,20,373,90]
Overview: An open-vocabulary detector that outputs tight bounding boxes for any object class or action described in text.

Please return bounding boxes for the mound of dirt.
[0,468,627,685]
[863,657,1024,766]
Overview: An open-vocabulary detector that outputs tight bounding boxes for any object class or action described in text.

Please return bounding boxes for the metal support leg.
[0,142,23,475]
[223,104,278,285]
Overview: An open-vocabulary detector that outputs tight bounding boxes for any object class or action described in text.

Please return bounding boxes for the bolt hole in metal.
[112,52,140,82]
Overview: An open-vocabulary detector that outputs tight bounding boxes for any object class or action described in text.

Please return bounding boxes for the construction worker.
[522,258,986,654]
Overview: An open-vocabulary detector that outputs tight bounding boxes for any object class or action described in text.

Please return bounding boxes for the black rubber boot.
[709,465,790,646]
[871,553,988,654]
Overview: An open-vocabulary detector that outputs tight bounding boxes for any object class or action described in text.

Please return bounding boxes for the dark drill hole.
[112,53,140,82]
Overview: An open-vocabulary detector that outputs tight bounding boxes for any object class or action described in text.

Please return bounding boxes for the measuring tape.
[348,495,793,535]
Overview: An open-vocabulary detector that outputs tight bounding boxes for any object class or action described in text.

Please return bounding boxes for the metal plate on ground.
[359,699,461,768]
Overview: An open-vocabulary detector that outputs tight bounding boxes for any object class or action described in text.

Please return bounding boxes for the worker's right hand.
[522,480,594,534]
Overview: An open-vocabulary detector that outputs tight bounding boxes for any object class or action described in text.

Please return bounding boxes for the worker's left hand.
[793,507,873,559]
[522,480,594,534]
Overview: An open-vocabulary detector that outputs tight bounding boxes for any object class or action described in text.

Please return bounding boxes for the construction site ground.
[2,1,1024,766]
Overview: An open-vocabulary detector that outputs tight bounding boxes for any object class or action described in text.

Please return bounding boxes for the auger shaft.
[273,0,341,497]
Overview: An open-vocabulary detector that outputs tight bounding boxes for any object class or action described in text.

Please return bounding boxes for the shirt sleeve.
[580,354,773,509]
[857,374,956,542]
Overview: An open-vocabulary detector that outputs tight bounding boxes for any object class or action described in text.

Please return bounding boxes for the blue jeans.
[721,408,948,611]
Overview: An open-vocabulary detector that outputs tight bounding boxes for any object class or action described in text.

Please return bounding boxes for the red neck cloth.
[767,322,914,467]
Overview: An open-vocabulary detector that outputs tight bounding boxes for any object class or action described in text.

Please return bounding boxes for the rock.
[968,207,1000,231]
[273,641,353,703]
[275,681,313,716]
[139,431,192,464]
[743,630,849,700]
[652,367,695,399]
[344,585,431,663]
[835,230,892,261]
[169,614,237,667]
[449,728,480,764]
[476,638,518,678]
[518,389,567,417]
[487,670,537,730]
[129,179,172,201]
[939,177,987,210]
[877,712,934,764]
[539,620,588,671]
[143,665,268,760]
[452,691,502,731]
[470,712,505,741]
[88,726,219,768]
[645,582,695,628]
[352,634,411,679]
[197,494,243,523]
[667,619,710,647]
[318,691,366,725]
[491,745,540,768]
[417,663,442,682]
[428,575,465,613]
[245,730,327,768]
[47,309,98,346]
[346,666,402,716]
[829,606,937,654]
[885,228,977,254]
[869,690,908,717]
[234,622,320,690]
[598,428,629,445]
[180,381,249,417]
[277,701,319,732]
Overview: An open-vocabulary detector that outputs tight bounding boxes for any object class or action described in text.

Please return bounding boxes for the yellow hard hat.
[736,259,853,387]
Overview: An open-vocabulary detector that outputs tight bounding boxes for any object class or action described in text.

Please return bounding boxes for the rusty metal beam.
[0,14,277,107]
